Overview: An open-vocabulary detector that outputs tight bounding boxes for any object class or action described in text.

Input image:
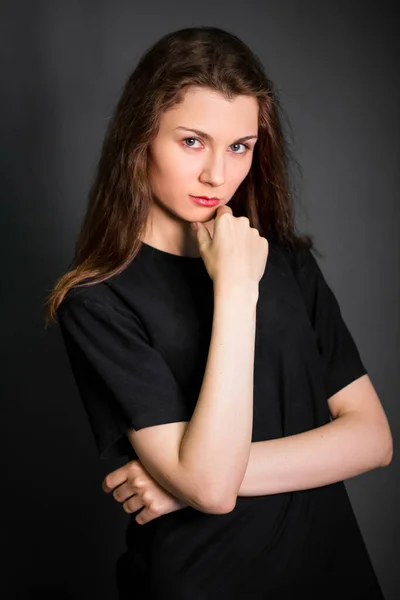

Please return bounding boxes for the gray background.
[2,1,398,598]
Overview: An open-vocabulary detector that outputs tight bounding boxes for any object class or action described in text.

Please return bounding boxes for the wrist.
[214,281,259,304]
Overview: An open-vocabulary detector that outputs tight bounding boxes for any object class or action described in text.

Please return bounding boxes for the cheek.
[149,162,195,206]
[227,158,252,189]
[151,145,198,187]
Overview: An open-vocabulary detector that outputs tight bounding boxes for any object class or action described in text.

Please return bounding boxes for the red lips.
[192,196,221,201]
[190,195,220,207]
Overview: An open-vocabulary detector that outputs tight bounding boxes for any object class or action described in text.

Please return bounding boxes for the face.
[144,86,259,257]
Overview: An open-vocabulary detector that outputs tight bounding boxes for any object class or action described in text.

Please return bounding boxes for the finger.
[123,494,144,515]
[112,481,139,503]
[102,467,130,493]
[195,220,212,246]
[135,504,156,525]
[103,459,143,493]
[216,205,232,216]
[203,218,215,238]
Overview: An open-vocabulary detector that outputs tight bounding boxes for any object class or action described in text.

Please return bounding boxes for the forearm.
[237,412,391,497]
[179,285,258,510]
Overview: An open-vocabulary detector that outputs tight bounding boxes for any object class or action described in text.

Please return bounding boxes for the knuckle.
[148,502,159,515]
[127,477,137,489]
[127,460,140,474]
[142,491,152,503]
[160,499,171,513]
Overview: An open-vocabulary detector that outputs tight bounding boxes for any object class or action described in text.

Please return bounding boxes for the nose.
[199,152,225,187]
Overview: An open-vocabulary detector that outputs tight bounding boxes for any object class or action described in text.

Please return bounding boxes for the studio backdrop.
[2,1,398,599]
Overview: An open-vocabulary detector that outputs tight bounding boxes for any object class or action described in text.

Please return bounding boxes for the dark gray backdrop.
[2,1,398,598]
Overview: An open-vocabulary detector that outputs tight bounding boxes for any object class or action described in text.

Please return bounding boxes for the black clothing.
[58,240,384,599]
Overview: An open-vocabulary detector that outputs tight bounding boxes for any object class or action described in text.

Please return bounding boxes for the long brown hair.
[44,26,315,328]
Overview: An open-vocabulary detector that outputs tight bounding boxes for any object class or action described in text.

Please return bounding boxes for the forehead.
[160,86,259,134]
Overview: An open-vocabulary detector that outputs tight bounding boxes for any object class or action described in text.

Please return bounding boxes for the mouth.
[189,195,220,207]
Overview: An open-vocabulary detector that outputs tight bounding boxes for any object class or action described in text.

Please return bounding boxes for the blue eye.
[230,142,249,154]
[183,138,201,148]
[182,138,250,154]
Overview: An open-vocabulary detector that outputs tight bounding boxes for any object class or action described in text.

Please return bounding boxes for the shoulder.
[56,281,150,349]
[59,282,112,310]
[57,280,133,322]
[273,242,321,277]
[277,241,317,264]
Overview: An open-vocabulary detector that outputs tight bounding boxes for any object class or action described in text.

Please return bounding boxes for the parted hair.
[44,25,314,328]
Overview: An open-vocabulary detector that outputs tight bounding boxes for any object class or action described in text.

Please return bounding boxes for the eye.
[182,137,250,154]
[182,137,202,148]
[230,142,250,154]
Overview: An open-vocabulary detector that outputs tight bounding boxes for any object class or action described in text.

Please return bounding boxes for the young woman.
[45,26,392,599]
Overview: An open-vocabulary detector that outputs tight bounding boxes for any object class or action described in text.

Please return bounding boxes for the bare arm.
[126,208,267,513]
[119,374,391,521]
[237,374,393,496]
[127,285,258,513]
[179,286,258,509]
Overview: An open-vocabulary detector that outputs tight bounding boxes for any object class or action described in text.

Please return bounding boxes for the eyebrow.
[174,127,258,143]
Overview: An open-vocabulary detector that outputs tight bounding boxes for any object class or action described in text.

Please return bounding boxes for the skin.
[103,86,260,523]
[103,376,393,524]
[102,87,393,525]
[142,85,259,256]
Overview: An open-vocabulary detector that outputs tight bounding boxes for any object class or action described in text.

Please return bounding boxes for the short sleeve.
[286,247,368,399]
[57,293,190,460]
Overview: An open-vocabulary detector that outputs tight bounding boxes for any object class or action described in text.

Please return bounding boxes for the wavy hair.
[44,26,315,328]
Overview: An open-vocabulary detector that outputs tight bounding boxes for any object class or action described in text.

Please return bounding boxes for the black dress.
[57,240,385,599]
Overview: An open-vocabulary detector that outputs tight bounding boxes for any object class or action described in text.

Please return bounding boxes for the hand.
[192,205,269,291]
[101,460,189,525]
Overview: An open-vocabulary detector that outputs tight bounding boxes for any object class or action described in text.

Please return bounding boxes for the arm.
[237,374,393,496]
[179,286,258,507]
[105,373,392,519]
[126,285,258,513]
[234,247,393,497]
[60,285,258,516]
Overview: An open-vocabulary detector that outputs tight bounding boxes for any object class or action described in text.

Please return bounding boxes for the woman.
[45,26,392,599]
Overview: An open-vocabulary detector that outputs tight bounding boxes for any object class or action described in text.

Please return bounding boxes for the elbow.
[179,469,237,515]
[376,420,393,467]
[213,494,237,514]
[379,436,393,467]
[205,497,237,515]
[363,415,393,469]
[196,490,237,515]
